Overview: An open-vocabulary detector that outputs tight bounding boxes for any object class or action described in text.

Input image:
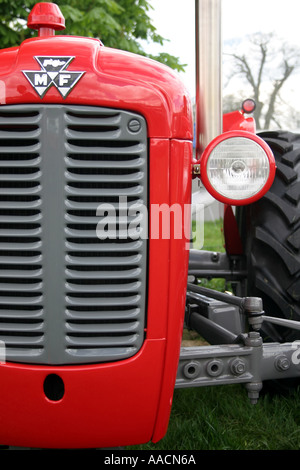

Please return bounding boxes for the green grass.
[200,218,225,252]
[128,219,300,451]
[194,218,228,291]
[129,385,300,450]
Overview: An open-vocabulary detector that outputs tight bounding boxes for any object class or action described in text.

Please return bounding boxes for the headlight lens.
[200,132,276,205]
[207,137,270,200]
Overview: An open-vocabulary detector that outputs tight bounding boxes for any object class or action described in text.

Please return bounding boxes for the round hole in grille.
[43,374,65,401]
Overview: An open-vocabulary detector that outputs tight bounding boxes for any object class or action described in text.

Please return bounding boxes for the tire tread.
[240,131,300,342]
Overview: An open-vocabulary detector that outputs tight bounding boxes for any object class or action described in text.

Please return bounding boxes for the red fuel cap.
[28,2,65,36]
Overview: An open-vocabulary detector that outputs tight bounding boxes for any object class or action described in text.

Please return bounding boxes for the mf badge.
[22,56,85,98]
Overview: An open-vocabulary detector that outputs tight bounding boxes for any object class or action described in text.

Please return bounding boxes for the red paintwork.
[223,110,256,134]
[27,2,66,35]
[0,343,165,449]
[152,139,192,442]
[223,205,244,255]
[192,108,256,178]
[0,19,193,448]
[200,130,276,206]
[0,139,192,450]
[222,108,256,252]
[0,36,192,140]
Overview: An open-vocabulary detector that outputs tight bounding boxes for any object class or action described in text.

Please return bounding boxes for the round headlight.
[200,131,276,205]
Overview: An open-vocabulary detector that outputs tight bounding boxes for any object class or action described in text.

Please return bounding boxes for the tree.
[222,93,246,115]
[224,32,300,130]
[0,0,185,72]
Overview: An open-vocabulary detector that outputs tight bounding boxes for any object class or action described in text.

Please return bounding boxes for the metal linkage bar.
[262,315,300,332]
[176,332,263,404]
[182,283,300,403]
[186,282,264,331]
[188,250,247,281]
[186,307,239,345]
[176,335,300,403]
[187,282,300,334]
[187,282,243,305]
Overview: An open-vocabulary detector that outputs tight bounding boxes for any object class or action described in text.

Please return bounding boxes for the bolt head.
[275,355,291,372]
[230,358,246,376]
[128,119,141,133]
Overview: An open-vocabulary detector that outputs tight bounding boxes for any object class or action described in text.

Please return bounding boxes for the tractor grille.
[0,105,148,364]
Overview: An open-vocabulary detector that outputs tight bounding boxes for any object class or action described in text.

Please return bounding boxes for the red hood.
[0,35,193,140]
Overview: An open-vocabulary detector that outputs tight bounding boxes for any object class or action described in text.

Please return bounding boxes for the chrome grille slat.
[65,268,142,280]
[66,321,139,334]
[0,295,43,305]
[0,336,44,346]
[0,157,41,167]
[65,281,141,293]
[65,114,121,126]
[65,129,122,140]
[0,309,43,322]
[0,255,42,264]
[0,104,147,364]
[66,185,144,197]
[0,281,42,291]
[65,241,143,252]
[0,185,41,195]
[66,334,138,347]
[0,144,41,154]
[0,172,41,181]
[0,113,41,124]
[65,171,144,183]
[65,142,144,155]
[0,214,42,223]
[66,307,140,321]
[66,198,144,210]
[0,322,43,334]
[0,201,41,209]
[0,130,41,140]
[66,253,142,266]
[65,227,142,239]
[0,242,42,250]
[65,156,145,169]
[65,214,142,224]
[0,269,43,278]
[0,227,42,235]
[66,295,141,307]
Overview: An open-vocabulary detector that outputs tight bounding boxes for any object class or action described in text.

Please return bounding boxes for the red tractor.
[0,0,299,449]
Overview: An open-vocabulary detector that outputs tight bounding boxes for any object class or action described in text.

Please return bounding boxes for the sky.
[147,0,300,114]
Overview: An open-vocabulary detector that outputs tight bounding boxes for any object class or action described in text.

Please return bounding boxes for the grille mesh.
[0,105,148,364]
[0,108,43,360]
